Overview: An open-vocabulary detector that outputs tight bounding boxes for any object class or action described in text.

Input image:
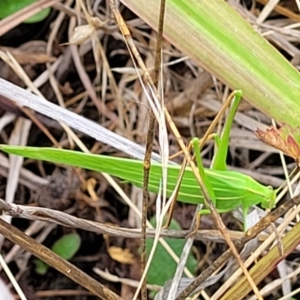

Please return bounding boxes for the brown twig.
[0,198,248,242]
[0,218,122,300]
[140,0,166,299]
[175,194,300,299]
[256,0,300,22]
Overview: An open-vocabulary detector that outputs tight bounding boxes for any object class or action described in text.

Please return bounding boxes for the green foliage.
[34,233,81,275]
[0,0,50,23]
[34,259,48,275]
[51,232,81,259]
[123,0,300,127]
[146,217,197,286]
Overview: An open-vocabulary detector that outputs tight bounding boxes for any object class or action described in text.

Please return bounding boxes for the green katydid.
[0,91,277,230]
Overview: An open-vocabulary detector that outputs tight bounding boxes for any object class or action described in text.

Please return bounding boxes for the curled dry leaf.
[69,24,96,45]
[107,246,135,265]
[255,124,300,165]
[103,233,135,264]
[63,17,103,45]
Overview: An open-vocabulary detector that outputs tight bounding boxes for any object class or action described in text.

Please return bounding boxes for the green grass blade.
[121,0,300,127]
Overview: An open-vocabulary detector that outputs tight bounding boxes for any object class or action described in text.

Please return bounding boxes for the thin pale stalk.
[141,116,154,300]
[141,1,166,299]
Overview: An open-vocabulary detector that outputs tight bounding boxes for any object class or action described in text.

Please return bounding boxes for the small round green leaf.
[51,232,81,260]
[146,217,197,286]
[34,259,49,275]
[0,0,50,23]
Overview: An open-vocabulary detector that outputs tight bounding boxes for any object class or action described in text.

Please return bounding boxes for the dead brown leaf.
[255,124,300,164]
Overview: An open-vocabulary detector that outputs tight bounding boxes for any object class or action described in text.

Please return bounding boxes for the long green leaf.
[121,0,300,127]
